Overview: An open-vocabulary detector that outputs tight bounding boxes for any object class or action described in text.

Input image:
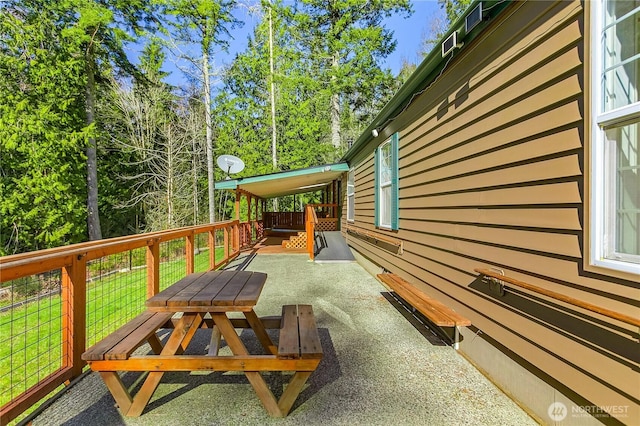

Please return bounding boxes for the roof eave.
[342,0,512,162]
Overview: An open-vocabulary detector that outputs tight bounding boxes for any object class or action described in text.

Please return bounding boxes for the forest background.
[0,0,468,255]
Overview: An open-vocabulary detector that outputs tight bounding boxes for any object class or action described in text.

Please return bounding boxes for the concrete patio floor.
[32,253,537,426]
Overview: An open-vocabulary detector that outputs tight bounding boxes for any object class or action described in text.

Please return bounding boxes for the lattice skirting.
[316,222,337,231]
[283,232,307,249]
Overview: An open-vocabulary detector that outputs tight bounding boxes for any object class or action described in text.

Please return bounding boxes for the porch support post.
[235,188,240,220]
[333,180,340,218]
[248,195,254,242]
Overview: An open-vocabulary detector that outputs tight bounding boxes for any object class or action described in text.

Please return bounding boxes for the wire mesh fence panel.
[214,228,229,266]
[159,239,186,291]
[194,232,210,273]
[85,249,147,348]
[0,271,64,408]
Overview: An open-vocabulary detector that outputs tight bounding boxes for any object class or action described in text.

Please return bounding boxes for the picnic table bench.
[377,273,470,348]
[82,271,323,418]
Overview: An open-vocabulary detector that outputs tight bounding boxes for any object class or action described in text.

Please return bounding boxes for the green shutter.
[374,147,380,228]
[391,132,399,230]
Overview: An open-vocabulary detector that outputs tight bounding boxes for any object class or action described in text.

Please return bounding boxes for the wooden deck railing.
[307,204,338,232]
[263,212,305,230]
[303,204,338,260]
[475,268,640,328]
[305,205,319,260]
[0,219,263,425]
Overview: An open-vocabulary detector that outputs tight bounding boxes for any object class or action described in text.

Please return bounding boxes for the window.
[591,0,640,273]
[347,168,355,222]
[375,133,399,230]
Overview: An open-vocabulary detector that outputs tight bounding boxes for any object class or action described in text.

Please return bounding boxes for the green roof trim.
[215,162,350,190]
[342,0,512,162]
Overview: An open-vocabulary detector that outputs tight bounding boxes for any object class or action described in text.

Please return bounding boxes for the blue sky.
[158,0,442,87]
[383,0,442,73]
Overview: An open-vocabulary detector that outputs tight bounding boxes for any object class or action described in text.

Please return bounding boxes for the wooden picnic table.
[83,270,323,418]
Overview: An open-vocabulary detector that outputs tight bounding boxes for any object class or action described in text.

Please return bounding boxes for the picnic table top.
[146,270,268,312]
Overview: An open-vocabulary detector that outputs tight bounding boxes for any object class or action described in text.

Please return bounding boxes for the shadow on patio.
[32,254,536,426]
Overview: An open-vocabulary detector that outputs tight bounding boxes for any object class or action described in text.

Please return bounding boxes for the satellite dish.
[216,154,245,176]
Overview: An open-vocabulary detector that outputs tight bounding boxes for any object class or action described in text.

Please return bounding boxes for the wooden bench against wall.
[82,305,323,417]
[377,273,471,349]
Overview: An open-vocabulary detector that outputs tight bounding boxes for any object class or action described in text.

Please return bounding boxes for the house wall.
[342,1,639,424]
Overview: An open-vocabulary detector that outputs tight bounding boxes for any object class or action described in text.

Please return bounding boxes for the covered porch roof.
[215,162,349,199]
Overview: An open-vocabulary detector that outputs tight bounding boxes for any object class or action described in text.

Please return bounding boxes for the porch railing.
[307,204,338,232]
[0,219,263,425]
[305,205,319,260]
[263,212,305,230]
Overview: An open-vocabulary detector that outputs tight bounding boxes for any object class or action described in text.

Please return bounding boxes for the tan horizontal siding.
[401,208,582,230]
[428,234,636,304]
[402,73,582,167]
[371,245,638,404]
[348,229,637,332]
[347,0,639,418]
[397,233,639,307]
[401,246,637,340]
[355,191,374,202]
[357,180,374,194]
[400,220,582,258]
[401,125,582,183]
[401,182,582,208]
[402,155,582,195]
[355,170,373,186]
[403,108,583,189]
[402,1,583,145]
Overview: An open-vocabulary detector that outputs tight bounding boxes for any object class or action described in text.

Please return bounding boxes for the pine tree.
[0,1,88,254]
[291,0,412,153]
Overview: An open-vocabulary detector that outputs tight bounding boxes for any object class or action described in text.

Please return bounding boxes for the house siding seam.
[344,0,639,423]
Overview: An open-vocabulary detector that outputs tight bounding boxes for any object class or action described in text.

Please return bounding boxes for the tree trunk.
[85,52,102,240]
[330,54,341,150]
[268,2,277,171]
[166,125,174,228]
[268,2,279,213]
[203,50,215,224]
[192,133,199,226]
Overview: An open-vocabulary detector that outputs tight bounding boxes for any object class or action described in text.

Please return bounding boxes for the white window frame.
[378,140,393,229]
[589,0,640,275]
[347,168,355,222]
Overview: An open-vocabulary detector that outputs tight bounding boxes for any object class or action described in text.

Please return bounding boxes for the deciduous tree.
[158,0,242,224]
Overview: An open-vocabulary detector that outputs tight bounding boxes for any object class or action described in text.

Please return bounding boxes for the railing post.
[208,229,216,270]
[62,253,87,377]
[306,206,315,261]
[146,238,160,298]
[186,232,195,275]
[224,225,229,261]
[233,222,239,253]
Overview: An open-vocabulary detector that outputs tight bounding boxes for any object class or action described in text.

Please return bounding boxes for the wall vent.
[441,31,462,57]
[465,3,483,33]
